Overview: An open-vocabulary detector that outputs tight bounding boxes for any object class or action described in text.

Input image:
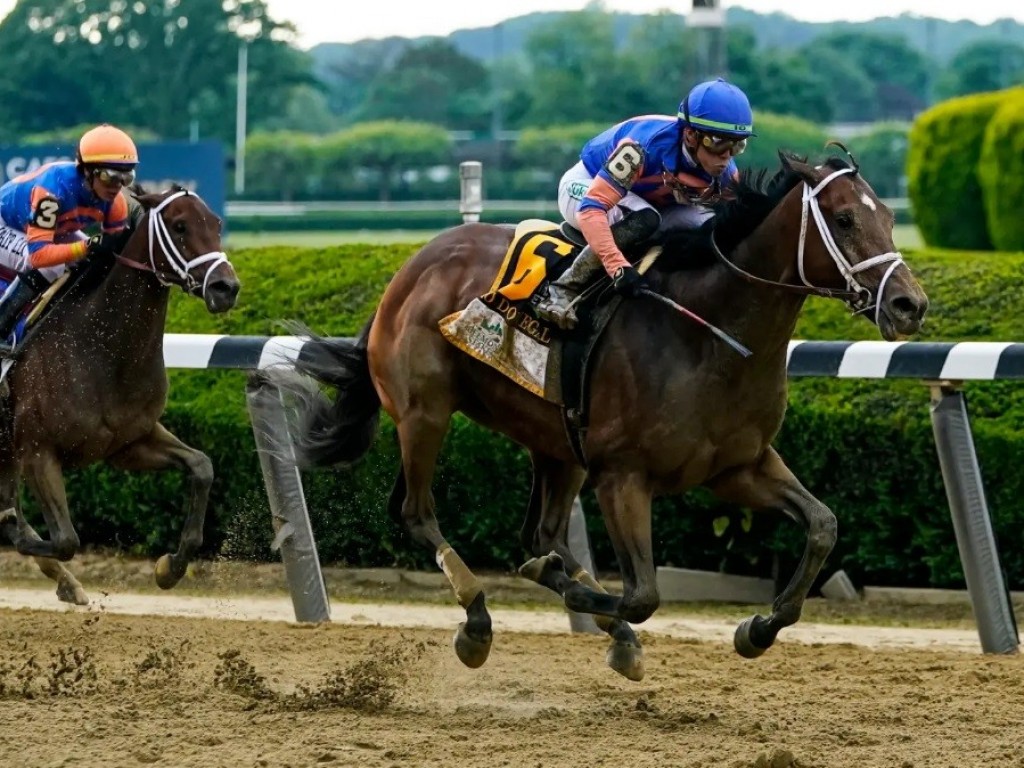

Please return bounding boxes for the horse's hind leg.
[0,461,88,604]
[390,407,493,669]
[517,452,644,681]
[707,447,837,659]
[107,422,213,590]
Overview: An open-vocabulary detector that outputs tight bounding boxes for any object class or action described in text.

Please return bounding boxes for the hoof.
[154,554,181,590]
[734,615,770,659]
[453,622,492,669]
[56,580,89,606]
[607,642,644,682]
[518,552,563,585]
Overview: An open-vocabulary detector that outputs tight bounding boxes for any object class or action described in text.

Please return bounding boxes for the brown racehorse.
[0,185,240,605]
[280,153,928,680]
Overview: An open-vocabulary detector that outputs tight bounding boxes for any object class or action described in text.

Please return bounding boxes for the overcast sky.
[0,0,1021,48]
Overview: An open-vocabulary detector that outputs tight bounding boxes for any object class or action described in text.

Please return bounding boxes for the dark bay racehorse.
[0,185,240,605]
[280,153,928,680]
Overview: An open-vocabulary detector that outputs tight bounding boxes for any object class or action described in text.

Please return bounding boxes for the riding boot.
[0,271,48,357]
[534,208,660,330]
[533,246,604,330]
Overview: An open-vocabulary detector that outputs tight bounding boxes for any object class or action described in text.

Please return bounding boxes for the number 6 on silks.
[605,141,644,187]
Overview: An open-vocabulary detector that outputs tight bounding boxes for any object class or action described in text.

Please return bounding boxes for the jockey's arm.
[578,138,650,277]
[24,187,87,269]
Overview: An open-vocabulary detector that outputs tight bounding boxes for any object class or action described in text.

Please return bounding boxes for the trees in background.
[0,0,311,142]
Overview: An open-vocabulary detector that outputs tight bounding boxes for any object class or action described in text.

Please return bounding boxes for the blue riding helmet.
[678,78,754,137]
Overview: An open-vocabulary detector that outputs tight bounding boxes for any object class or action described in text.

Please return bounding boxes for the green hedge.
[227,206,560,233]
[907,90,1007,250]
[979,90,1024,252]
[25,243,1024,590]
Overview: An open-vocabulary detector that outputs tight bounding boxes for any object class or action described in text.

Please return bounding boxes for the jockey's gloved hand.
[86,228,132,258]
[612,266,647,297]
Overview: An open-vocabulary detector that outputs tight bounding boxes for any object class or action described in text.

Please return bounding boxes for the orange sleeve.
[578,209,629,276]
[29,241,87,269]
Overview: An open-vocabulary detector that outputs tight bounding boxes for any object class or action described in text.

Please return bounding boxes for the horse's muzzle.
[879,290,928,340]
[204,276,241,313]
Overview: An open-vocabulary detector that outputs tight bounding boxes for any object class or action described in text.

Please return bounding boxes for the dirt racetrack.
[3,578,1024,768]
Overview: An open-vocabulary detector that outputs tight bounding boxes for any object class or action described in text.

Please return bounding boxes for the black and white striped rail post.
[928,384,1018,654]
[164,335,331,623]
[787,340,1020,654]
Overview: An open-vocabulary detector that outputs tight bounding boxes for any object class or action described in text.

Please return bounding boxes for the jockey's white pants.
[557,160,714,232]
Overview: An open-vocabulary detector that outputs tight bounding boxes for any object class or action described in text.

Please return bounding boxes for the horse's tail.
[278,314,381,469]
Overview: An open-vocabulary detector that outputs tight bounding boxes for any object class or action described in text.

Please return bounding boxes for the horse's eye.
[835,211,854,230]
[173,221,187,234]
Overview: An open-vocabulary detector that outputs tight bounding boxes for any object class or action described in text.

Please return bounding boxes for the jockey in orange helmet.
[0,124,139,356]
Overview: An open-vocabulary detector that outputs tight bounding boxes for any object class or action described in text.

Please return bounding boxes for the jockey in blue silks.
[535,78,756,330]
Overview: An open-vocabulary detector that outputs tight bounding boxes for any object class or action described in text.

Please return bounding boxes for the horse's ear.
[825,139,860,173]
[134,192,162,211]
[778,151,815,184]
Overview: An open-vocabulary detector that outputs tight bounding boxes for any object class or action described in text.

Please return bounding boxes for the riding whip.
[638,289,752,358]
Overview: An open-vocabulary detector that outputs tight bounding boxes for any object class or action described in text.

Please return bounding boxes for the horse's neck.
[665,202,806,362]
[75,258,170,359]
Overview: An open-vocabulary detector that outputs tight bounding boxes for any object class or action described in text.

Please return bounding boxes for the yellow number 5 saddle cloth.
[439,219,583,403]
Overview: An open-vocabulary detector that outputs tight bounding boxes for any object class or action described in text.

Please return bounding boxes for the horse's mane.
[654,155,855,272]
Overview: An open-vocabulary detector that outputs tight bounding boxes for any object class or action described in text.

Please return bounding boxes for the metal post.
[459,161,483,223]
[567,497,602,634]
[245,372,330,623]
[928,383,1018,654]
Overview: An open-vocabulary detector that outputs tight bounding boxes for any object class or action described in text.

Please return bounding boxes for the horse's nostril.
[891,295,922,320]
[210,279,240,300]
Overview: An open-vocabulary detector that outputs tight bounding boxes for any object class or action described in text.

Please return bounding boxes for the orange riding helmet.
[77,124,139,167]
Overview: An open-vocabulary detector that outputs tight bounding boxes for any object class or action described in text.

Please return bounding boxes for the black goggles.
[94,167,136,186]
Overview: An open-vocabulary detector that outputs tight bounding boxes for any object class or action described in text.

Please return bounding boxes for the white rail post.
[246,371,331,623]
[459,161,483,223]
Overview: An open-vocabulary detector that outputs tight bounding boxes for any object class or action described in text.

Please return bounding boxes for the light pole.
[687,0,727,80]
[234,37,249,196]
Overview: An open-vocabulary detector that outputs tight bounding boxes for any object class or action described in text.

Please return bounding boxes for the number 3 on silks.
[33,197,59,230]
[604,141,644,187]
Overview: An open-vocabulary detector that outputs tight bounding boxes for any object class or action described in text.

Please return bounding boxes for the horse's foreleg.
[108,422,213,590]
[707,446,837,659]
[517,451,644,681]
[18,452,80,563]
[392,407,493,669]
[0,464,88,605]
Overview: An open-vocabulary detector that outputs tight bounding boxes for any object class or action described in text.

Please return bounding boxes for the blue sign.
[0,141,226,217]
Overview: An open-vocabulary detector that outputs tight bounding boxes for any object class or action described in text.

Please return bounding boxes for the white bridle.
[797,166,905,326]
[147,190,230,297]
